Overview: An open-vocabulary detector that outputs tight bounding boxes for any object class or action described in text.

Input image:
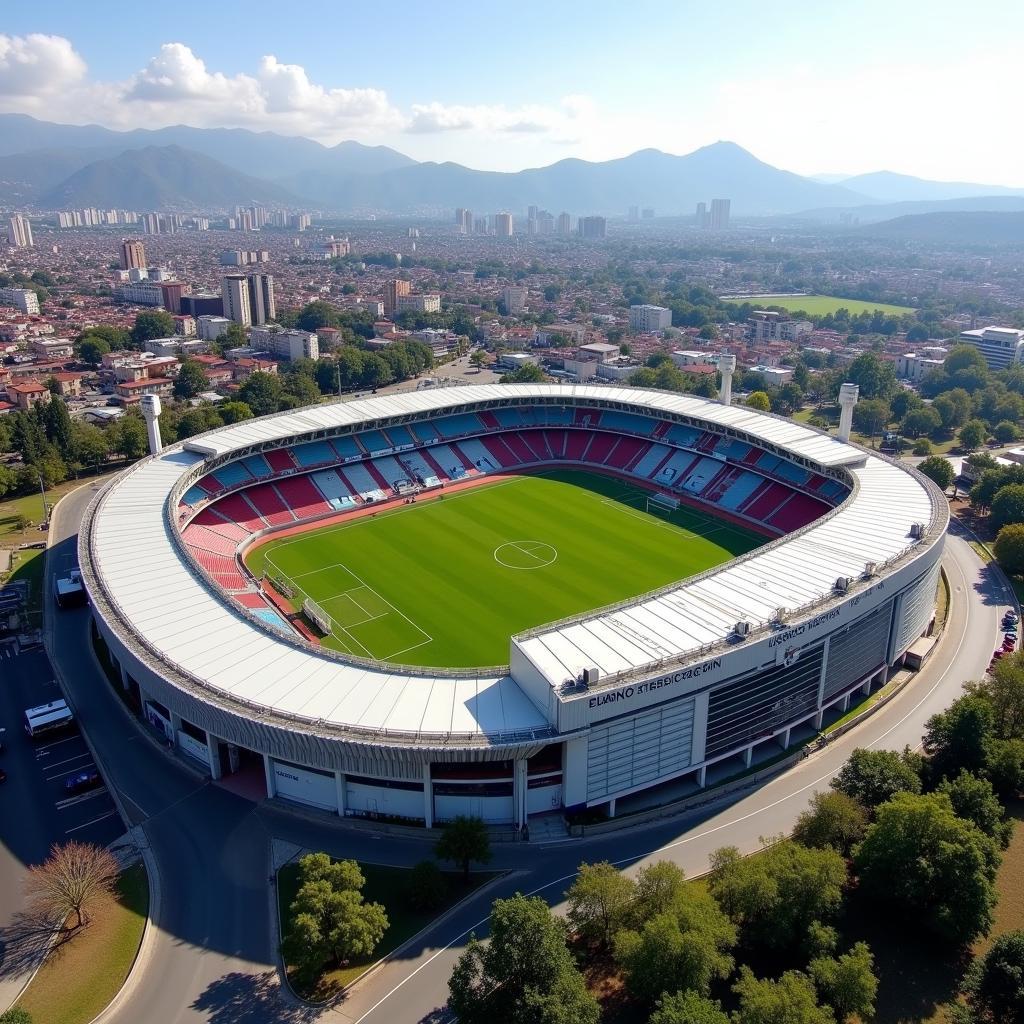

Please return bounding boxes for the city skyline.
[1,0,1023,186]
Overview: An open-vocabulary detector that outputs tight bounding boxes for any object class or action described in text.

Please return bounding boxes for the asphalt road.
[34,478,1007,1024]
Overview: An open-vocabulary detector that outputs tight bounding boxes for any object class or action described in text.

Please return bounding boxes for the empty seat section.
[755,452,782,475]
[665,424,701,448]
[332,435,364,460]
[264,449,297,473]
[518,431,550,462]
[246,484,295,526]
[338,461,384,498]
[541,406,574,426]
[292,441,336,468]
[564,431,590,461]
[213,494,264,532]
[655,449,698,484]
[196,476,222,495]
[396,450,437,483]
[573,409,602,428]
[544,429,568,458]
[767,493,829,532]
[502,433,538,462]
[632,443,672,479]
[821,479,849,502]
[717,471,764,510]
[725,439,752,461]
[241,454,272,479]
[772,459,812,486]
[742,446,764,466]
[234,592,269,610]
[359,430,390,454]
[191,548,240,577]
[372,456,407,486]
[384,425,414,446]
[180,485,207,507]
[417,448,451,480]
[481,435,521,466]
[584,433,618,464]
[679,456,722,493]
[182,524,237,556]
[211,461,253,489]
[601,411,655,436]
[695,431,720,453]
[478,411,502,429]
[275,477,331,519]
[494,409,526,428]
[312,470,357,511]
[452,439,492,472]
[433,414,483,438]
[605,436,648,470]
[410,421,440,443]
[697,465,741,503]
[743,482,794,521]
[213,570,248,591]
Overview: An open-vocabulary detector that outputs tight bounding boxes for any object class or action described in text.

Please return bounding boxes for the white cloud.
[407,96,596,139]
[0,33,86,97]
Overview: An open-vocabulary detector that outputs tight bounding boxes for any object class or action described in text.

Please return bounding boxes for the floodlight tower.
[718,353,736,406]
[140,394,164,455]
[837,383,860,442]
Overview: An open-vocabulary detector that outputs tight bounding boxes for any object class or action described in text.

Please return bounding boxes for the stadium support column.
[837,383,860,442]
[263,755,276,799]
[718,353,736,406]
[513,758,527,830]
[206,733,223,780]
[140,394,163,455]
[422,763,433,829]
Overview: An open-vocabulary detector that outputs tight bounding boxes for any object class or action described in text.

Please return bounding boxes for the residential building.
[578,342,619,363]
[455,208,472,234]
[6,380,49,410]
[114,377,174,402]
[8,214,33,248]
[629,304,673,333]
[749,364,793,386]
[502,286,528,315]
[197,316,234,342]
[579,216,607,239]
[219,250,269,266]
[221,274,252,326]
[695,202,708,228]
[0,287,40,315]
[31,338,74,359]
[958,326,1024,370]
[246,273,275,326]
[181,294,223,318]
[748,310,812,343]
[48,372,83,398]
[897,353,946,382]
[396,293,441,314]
[249,326,319,361]
[710,198,731,230]
[384,279,411,315]
[494,212,513,237]
[174,315,196,337]
[359,298,385,318]
[556,212,573,234]
[119,239,146,270]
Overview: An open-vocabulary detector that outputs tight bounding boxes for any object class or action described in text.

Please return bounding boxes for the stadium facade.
[80,385,947,827]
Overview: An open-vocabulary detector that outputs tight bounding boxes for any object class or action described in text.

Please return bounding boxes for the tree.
[0,1009,34,1024]
[846,351,896,400]
[708,841,846,952]
[105,416,148,461]
[792,791,869,855]
[173,359,209,399]
[281,372,322,407]
[566,861,635,948]
[218,401,253,425]
[901,406,942,438]
[650,991,729,1024]
[71,423,109,471]
[933,388,973,432]
[436,816,491,882]
[630,860,687,926]
[918,455,956,491]
[731,968,835,1024]
[995,420,1021,444]
[960,419,989,452]
[470,350,487,369]
[809,942,878,1023]
[924,694,995,780]
[238,372,283,416]
[991,484,1024,532]
[746,391,771,412]
[972,651,1024,739]
[937,771,1013,848]
[281,853,388,978]
[176,406,224,440]
[295,300,341,332]
[222,322,248,348]
[851,398,890,439]
[500,363,547,384]
[853,791,999,945]
[130,310,175,347]
[25,841,119,929]
[448,894,598,1024]
[407,860,447,912]
[614,880,736,1003]
[42,397,74,459]
[962,929,1024,1023]
[78,336,110,365]
[830,747,921,809]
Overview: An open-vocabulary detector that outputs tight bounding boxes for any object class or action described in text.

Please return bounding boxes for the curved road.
[42,481,1003,1024]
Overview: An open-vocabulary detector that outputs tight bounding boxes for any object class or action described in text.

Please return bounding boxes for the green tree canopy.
[809,942,878,1023]
[853,791,999,945]
[500,362,547,384]
[731,967,835,1024]
[238,371,283,416]
[924,694,996,780]
[176,406,224,440]
[746,391,771,412]
[902,406,942,438]
[846,351,896,400]
[991,484,1024,532]
[78,336,110,365]
[105,416,148,460]
[792,791,869,855]
[218,401,253,425]
[173,359,209,399]
[435,816,491,882]
[962,929,1024,1023]
[851,398,890,438]
[565,861,635,948]
[917,456,956,491]
[130,309,175,348]
[937,770,1013,848]
[960,419,989,452]
[650,991,729,1024]
[830,747,922,809]
[295,300,341,332]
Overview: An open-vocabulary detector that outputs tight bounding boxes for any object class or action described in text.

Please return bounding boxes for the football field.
[244,469,763,668]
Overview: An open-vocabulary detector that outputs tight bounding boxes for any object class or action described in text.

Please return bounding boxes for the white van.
[24,699,75,738]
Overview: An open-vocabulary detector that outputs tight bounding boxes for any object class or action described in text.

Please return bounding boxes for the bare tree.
[25,841,119,929]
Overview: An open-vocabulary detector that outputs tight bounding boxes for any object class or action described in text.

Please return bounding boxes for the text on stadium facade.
[588,657,722,709]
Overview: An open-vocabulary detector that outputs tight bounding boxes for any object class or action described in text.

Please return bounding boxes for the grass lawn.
[246,469,763,667]
[0,470,121,543]
[2,547,45,626]
[16,864,148,1024]
[791,405,960,455]
[278,860,497,1000]
[724,294,915,316]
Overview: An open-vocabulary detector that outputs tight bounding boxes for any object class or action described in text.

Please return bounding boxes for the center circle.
[494,540,558,570]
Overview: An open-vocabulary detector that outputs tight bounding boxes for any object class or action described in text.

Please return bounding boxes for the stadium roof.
[85,384,942,742]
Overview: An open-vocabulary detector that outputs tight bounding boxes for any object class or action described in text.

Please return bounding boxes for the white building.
[197,316,234,342]
[249,326,319,361]
[0,287,40,315]
[958,326,1024,370]
[396,293,441,314]
[8,214,33,248]
[113,281,165,307]
[502,286,528,315]
[897,353,946,383]
[749,364,794,386]
[629,304,673,333]
[221,275,252,326]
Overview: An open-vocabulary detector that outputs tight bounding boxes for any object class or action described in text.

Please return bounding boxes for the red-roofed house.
[6,380,50,411]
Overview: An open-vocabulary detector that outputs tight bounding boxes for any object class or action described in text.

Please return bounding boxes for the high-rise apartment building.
[221,274,253,326]
[8,214,33,248]
[120,239,146,271]
[247,273,276,325]
[556,212,573,235]
[494,212,513,237]
[628,206,640,222]
[502,286,528,315]
[695,202,708,228]
[0,287,40,314]
[710,198,731,230]
[579,216,607,239]
[455,208,472,234]
[384,279,411,316]
[143,213,162,235]
[629,304,673,333]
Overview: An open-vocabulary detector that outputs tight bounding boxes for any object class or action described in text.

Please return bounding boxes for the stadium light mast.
[837,383,860,442]
[718,353,736,406]
[140,394,164,455]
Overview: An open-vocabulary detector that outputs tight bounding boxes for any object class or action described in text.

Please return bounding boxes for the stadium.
[80,383,948,828]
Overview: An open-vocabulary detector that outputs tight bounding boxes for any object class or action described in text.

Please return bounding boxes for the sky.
[1,0,1022,185]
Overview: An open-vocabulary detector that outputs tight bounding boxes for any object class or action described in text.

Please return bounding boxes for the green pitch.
[244,470,763,668]
[723,294,914,316]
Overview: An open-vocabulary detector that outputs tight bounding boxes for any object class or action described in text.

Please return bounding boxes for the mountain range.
[2,113,1024,221]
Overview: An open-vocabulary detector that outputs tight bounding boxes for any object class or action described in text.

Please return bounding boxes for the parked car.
[0,768,6,784]
[63,768,101,794]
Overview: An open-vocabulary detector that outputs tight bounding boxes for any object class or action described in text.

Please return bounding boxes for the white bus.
[54,568,86,609]
[24,699,75,738]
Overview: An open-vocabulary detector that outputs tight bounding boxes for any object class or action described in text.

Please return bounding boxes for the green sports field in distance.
[244,469,763,668]
[721,293,914,316]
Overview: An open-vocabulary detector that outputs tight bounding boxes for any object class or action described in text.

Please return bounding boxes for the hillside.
[39,145,304,210]
[859,210,1024,244]
[837,169,1024,203]
[793,194,1024,225]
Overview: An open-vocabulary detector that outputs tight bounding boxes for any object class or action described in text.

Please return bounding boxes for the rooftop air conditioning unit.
[863,561,877,578]
[910,522,925,540]
[835,576,852,593]
[773,607,788,624]
[734,620,751,637]
[582,666,601,686]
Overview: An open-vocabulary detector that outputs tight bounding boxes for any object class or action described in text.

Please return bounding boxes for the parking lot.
[0,644,124,851]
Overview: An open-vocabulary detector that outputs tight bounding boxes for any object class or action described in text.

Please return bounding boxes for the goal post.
[302,597,332,635]
[265,573,296,598]
[646,492,680,518]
